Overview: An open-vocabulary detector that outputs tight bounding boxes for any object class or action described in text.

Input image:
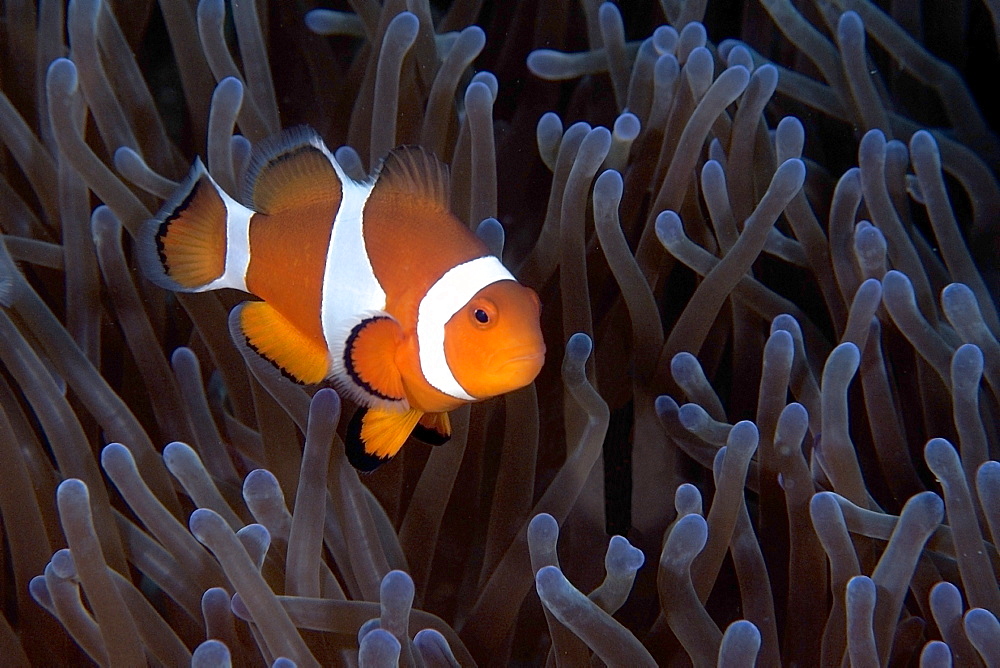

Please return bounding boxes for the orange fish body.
[141,127,545,470]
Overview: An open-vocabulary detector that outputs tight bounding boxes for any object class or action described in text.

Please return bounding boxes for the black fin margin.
[243,335,307,385]
[345,407,392,472]
[227,302,312,388]
[411,423,450,446]
[343,316,404,402]
[137,159,214,292]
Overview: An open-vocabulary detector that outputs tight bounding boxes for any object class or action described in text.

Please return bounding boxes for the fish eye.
[470,299,497,327]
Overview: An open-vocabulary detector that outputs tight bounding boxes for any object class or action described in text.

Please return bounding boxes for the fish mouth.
[501,352,544,366]
[463,347,544,398]
[497,349,545,372]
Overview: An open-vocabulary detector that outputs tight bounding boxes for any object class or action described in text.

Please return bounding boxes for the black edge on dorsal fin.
[345,407,392,472]
[371,145,450,211]
[242,125,342,214]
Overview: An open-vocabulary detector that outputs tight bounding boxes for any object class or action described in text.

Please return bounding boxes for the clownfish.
[140,126,545,470]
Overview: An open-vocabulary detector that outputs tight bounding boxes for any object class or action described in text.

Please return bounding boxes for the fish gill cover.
[0,0,999,665]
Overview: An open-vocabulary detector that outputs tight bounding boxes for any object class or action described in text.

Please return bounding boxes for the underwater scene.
[1,0,999,665]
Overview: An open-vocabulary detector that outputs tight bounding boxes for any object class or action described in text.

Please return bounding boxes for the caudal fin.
[138,159,236,292]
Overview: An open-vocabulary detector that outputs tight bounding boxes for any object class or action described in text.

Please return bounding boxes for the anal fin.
[345,407,423,471]
[413,412,451,446]
[240,301,329,384]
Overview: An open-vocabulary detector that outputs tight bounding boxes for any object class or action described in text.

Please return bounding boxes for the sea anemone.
[1,0,998,664]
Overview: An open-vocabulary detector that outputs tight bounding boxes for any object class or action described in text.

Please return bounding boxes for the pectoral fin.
[413,412,451,446]
[341,315,406,405]
[345,406,423,472]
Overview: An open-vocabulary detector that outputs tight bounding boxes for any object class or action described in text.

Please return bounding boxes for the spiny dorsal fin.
[243,126,343,214]
[371,145,450,211]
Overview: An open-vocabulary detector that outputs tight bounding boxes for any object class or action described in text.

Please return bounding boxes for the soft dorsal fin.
[371,145,451,211]
[243,126,343,214]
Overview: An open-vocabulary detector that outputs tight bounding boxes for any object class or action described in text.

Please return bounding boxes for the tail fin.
[138,159,244,292]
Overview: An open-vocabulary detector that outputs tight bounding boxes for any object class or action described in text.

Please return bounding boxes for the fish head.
[443,279,545,399]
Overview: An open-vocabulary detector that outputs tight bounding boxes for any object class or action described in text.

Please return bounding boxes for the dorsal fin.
[371,145,450,212]
[243,126,343,214]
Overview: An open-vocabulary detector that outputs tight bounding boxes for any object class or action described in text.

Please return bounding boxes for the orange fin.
[242,126,343,214]
[345,407,423,471]
[139,159,229,291]
[413,412,451,446]
[240,301,329,384]
[341,315,406,404]
[371,145,450,212]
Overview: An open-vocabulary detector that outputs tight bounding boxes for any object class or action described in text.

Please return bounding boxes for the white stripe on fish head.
[416,256,516,401]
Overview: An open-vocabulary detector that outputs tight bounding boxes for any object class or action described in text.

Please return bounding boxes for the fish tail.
[138,159,246,292]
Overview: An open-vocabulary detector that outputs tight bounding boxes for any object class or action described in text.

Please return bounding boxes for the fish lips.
[495,347,545,383]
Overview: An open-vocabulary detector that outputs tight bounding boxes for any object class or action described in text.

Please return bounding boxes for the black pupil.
[474,309,489,324]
